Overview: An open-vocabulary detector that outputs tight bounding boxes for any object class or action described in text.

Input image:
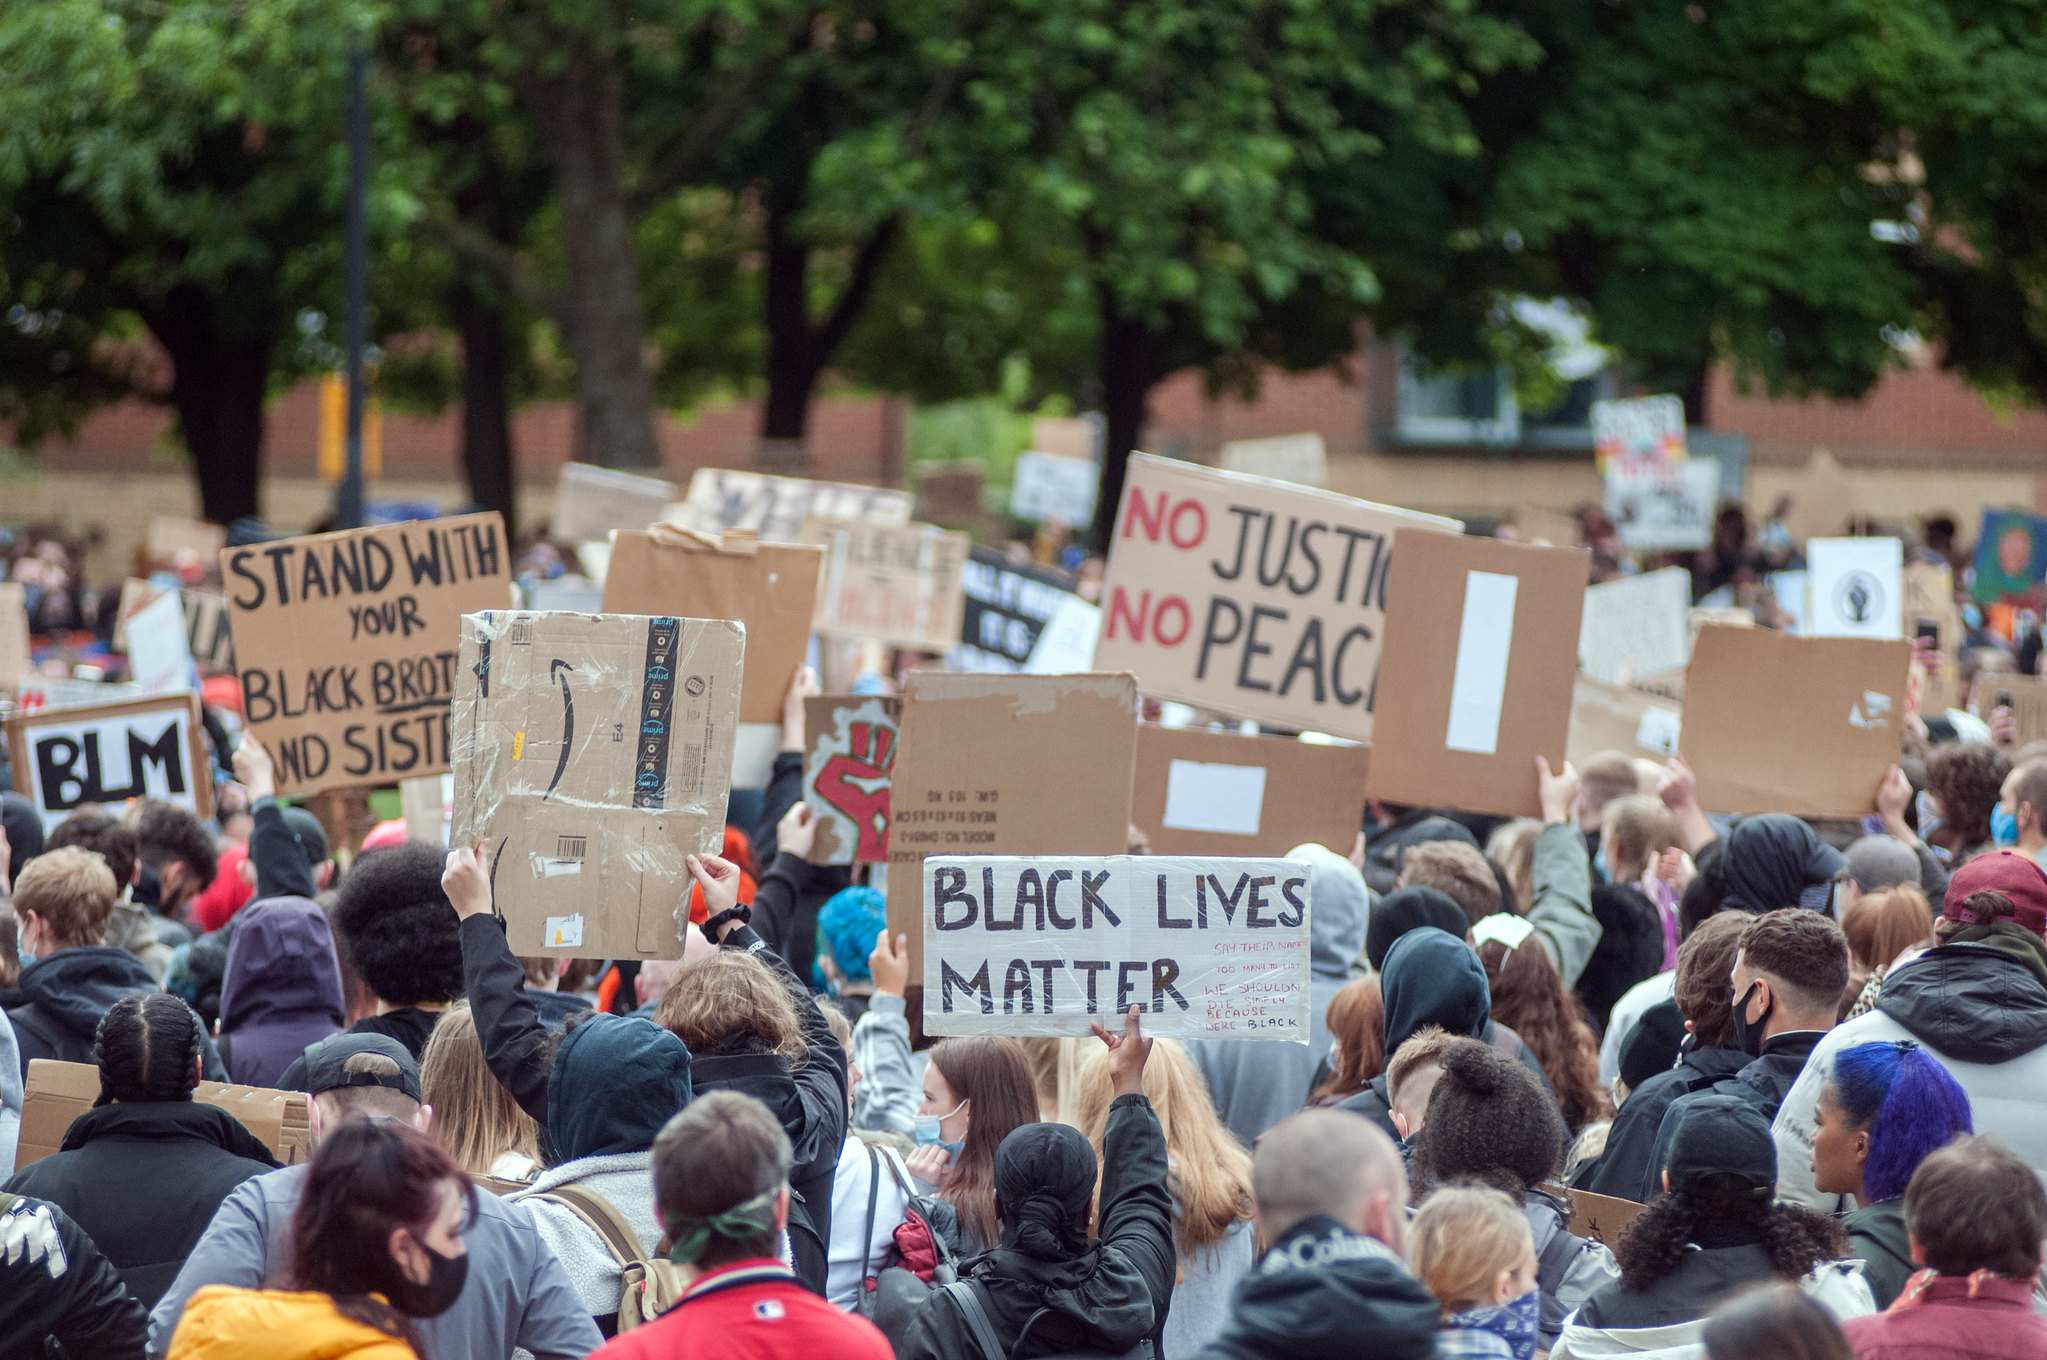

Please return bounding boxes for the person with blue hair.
[1809,1039,1973,1307]
[812,886,888,1024]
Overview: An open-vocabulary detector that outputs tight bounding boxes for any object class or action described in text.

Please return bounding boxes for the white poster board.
[1592,394,1688,474]
[921,854,1311,1041]
[1009,451,1100,526]
[1807,537,1903,640]
[1022,596,1103,674]
[1579,568,1693,684]
[125,588,194,693]
[4,694,212,832]
[1605,458,1721,552]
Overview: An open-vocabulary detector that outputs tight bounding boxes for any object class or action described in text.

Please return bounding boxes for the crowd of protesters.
[2,506,2047,1360]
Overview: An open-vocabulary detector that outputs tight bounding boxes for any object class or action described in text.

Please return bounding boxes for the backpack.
[857,1145,964,1349]
[533,1183,687,1332]
[940,1279,1155,1360]
[1530,1190,1599,1338]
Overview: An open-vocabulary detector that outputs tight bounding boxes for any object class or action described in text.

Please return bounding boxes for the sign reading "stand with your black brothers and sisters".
[920,855,1312,1041]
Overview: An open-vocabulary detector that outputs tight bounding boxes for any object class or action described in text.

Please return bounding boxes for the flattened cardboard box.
[20,1060,309,1169]
[1132,724,1369,858]
[886,672,1140,974]
[452,611,743,960]
[1681,625,1909,817]
[1368,530,1590,819]
[1569,676,1683,768]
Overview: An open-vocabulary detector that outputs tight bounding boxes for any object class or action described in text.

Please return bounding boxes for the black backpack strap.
[860,1142,884,1280]
[1536,1211,1584,1291]
[943,1279,1011,1360]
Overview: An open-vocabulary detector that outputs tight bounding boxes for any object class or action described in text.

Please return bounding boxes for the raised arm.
[1090,1008,1177,1322]
[444,843,554,1125]
[232,736,317,902]
[1530,757,1603,988]
[852,930,919,1135]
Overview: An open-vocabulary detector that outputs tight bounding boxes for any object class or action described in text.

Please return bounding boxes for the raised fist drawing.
[815,720,897,861]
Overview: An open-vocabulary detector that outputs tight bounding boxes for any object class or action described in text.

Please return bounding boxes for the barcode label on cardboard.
[509,618,533,645]
[555,835,587,861]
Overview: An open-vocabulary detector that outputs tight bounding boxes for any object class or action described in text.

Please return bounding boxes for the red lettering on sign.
[1122,488,1207,551]
[1105,587,1191,647]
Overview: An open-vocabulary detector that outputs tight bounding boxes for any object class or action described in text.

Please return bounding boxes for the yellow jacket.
[165,1286,418,1360]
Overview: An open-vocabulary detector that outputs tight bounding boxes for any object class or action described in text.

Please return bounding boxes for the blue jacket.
[146,1161,600,1360]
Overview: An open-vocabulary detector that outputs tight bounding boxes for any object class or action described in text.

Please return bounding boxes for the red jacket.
[1842,1273,2047,1359]
[591,1260,892,1360]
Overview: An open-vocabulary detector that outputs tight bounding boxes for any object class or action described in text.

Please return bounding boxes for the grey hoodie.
[1186,844,1371,1147]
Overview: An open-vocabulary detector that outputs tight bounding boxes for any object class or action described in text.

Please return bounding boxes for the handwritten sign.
[551,463,676,546]
[921,854,1311,1041]
[1579,568,1692,684]
[1009,452,1099,526]
[671,469,913,543]
[1093,452,1458,740]
[3,693,213,832]
[222,513,510,796]
[1591,395,1687,476]
[803,695,902,864]
[1605,458,1720,552]
[808,521,970,651]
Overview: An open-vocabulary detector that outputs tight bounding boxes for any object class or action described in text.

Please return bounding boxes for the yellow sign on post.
[317,373,383,483]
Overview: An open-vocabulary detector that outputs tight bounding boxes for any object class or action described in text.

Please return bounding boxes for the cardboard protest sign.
[953,548,1085,672]
[3,692,213,832]
[672,469,913,543]
[1782,449,1854,547]
[182,590,235,669]
[1369,531,1591,819]
[450,611,742,959]
[1009,452,1099,526]
[1969,673,2047,746]
[602,525,823,725]
[0,582,29,696]
[1681,625,1909,817]
[1094,452,1460,740]
[807,521,970,652]
[887,673,1140,973]
[1568,1189,1649,1239]
[1579,568,1691,684]
[1132,724,1370,858]
[1971,509,2047,606]
[145,516,226,567]
[1031,416,1100,463]
[1916,657,1960,718]
[1807,537,1903,639]
[1513,507,1583,548]
[1569,676,1682,768]
[125,587,193,692]
[803,694,902,864]
[1219,434,1328,488]
[20,1060,308,1168]
[222,513,509,796]
[551,463,677,546]
[921,855,1312,1041]
[1902,563,1963,657]
[1604,458,1720,552]
[1591,395,1687,476]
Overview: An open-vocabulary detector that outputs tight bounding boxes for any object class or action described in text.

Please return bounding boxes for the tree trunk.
[520,40,661,470]
[145,284,273,526]
[758,195,900,466]
[1091,300,1175,547]
[452,282,517,538]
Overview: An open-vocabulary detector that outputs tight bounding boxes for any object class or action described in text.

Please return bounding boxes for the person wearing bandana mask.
[1640,910,1848,1192]
[1408,1186,1541,1360]
[164,1119,477,1360]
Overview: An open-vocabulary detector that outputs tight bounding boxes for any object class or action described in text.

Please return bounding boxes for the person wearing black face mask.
[163,1119,475,1359]
[1639,910,1848,1196]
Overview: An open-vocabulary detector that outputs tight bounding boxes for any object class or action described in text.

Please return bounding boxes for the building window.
[1394,355,1520,445]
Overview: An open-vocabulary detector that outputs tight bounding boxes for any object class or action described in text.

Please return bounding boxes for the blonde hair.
[14,845,118,948]
[1072,1038,1252,1264]
[1408,1185,1533,1314]
[1486,820,1543,913]
[656,950,804,1061]
[419,1002,539,1177]
[1602,795,1680,885]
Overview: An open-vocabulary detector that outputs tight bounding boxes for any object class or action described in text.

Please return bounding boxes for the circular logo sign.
[1835,570,1885,626]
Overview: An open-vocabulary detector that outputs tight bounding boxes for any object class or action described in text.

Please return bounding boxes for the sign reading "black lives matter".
[222,513,510,795]
[921,854,1312,1041]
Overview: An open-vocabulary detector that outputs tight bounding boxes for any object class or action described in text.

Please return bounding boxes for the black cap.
[1664,1092,1776,1194]
[283,1032,421,1102]
[279,805,330,865]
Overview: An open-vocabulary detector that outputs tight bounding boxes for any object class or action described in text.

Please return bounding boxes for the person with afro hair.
[1407,1039,1619,1349]
[328,843,464,1059]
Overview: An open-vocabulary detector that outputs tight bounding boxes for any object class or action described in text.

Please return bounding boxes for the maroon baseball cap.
[1943,851,2047,938]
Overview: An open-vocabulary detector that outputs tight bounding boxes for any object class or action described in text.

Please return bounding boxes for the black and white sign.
[3,693,213,832]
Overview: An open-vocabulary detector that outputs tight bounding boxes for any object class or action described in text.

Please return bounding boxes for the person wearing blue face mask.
[1408,1186,1541,1360]
[1992,758,2047,866]
[904,1037,1039,1254]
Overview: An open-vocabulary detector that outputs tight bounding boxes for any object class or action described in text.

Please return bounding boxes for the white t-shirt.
[826,1137,913,1311]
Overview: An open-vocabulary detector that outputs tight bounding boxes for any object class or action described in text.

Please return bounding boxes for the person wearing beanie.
[1774,850,2047,1209]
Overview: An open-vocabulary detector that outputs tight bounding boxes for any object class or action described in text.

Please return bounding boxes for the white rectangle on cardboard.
[1446,571,1519,754]
[1161,761,1266,835]
[10,698,207,832]
[1009,451,1100,526]
[1579,568,1692,684]
[1807,537,1903,640]
[921,855,1311,1040]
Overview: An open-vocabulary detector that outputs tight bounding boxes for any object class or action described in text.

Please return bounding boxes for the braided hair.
[92,992,205,1107]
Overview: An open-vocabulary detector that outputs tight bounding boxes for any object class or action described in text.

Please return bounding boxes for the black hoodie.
[7,946,225,1080]
[1190,1216,1438,1360]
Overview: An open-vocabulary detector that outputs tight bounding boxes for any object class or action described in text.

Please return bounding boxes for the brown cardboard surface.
[451,611,742,959]
[1970,672,2047,745]
[3,692,214,833]
[0,582,28,696]
[1368,531,1591,819]
[1569,676,1683,767]
[1513,507,1584,548]
[551,463,678,546]
[1682,625,1910,816]
[1917,657,1960,717]
[146,516,227,566]
[886,673,1139,974]
[1782,449,1854,546]
[19,1060,309,1169]
[1032,417,1099,463]
[805,520,969,652]
[803,694,902,864]
[671,469,914,542]
[1902,562,1964,659]
[1131,724,1369,857]
[1094,452,1460,741]
[222,513,510,796]
[182,589,236,670]
[602,525,823,725]
[1567,1188,1647,1243]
